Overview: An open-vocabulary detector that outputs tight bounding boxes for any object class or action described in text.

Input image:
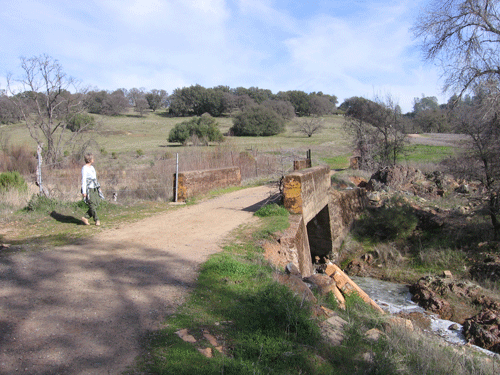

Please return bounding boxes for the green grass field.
[400,144,456,163]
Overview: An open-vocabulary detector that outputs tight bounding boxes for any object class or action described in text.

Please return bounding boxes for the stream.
[350,276,498,356]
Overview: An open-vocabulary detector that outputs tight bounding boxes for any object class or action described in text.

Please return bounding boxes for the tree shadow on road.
[0,238,198,374]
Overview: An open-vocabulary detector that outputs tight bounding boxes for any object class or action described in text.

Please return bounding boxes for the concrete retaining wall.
[173,167,241,201]
[328,188,367,255]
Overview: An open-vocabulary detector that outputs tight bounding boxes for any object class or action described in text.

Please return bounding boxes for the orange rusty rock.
[331,284,346,310]
[324,263,336,277]
[329,264,384,314]
[320,305,335,316]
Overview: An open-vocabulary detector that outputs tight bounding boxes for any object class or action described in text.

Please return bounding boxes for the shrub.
[0,144,37,174]
[168,114,224,145]
[25,194,59,212]
[66,113,96,132]
[230,105,285,136]
[353,196,419,241]
[0,171,28,192]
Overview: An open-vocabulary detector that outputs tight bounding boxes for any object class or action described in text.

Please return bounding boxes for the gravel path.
[0,185,274,374]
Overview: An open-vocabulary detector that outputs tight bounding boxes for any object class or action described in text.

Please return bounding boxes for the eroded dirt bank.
[0,185,274,375]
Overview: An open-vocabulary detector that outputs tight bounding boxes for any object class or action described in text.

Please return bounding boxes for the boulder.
[365,328,386,341]
[304,272,346,309]
[285,262,302,277]
[274,274,317,304]
[385,317,414,331]
[408,275,496,324]
[320,313,348,346]
[176,329,197,343]
[198,347,213,358]
[304,274,334,294]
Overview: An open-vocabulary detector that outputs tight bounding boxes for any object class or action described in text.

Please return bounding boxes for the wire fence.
[28,148,311,203]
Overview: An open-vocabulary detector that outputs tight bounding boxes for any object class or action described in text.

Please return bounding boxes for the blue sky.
[0,0,447,112]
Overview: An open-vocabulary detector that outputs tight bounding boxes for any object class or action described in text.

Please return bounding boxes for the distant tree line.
[0,83,338,124]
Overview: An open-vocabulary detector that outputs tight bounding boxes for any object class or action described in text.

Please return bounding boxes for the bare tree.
[7,55,91,166]
[414,1,500,238]
[448,89,500,238]
[293,116,324,137]
[343,96,408,170]
[414,0,500,95]
[128,87,150,116]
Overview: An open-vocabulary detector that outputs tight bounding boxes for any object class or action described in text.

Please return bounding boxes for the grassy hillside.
[1,110,352,167]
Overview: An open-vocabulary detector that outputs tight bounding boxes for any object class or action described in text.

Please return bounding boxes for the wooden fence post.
[36,144,43,195]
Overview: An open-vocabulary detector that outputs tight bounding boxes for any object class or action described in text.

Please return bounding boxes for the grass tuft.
[254,203,289,218]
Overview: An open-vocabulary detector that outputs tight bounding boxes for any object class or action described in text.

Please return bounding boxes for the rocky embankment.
[342,165,500,354]
[409,273,500,353]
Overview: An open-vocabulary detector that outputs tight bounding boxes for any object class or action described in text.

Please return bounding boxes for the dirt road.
[0,185,275,374]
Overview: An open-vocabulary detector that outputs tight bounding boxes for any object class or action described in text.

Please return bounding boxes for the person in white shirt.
[81,153,101,226]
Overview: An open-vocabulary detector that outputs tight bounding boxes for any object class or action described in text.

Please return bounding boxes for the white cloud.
[278,2,442,111]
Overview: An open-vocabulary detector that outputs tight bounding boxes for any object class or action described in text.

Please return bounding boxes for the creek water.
[349,276,474,347]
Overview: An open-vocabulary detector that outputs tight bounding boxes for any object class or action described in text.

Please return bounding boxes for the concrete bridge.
[281,165,367,277]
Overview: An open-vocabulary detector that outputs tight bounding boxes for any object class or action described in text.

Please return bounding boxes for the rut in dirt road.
[0,185,275,375]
